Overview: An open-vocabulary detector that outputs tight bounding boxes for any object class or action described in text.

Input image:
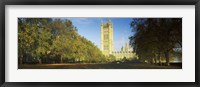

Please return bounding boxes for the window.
[104,34,109,39]
[104,45,109,50]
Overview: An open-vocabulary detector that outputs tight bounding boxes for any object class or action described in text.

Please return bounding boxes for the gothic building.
[100,20,137,60]
[100,19,113,56]
[112,42,137,61]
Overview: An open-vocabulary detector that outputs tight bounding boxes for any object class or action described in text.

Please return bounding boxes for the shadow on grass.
[18,63,182,69]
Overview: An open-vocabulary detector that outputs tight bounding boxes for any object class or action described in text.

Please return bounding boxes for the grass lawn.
[18,63,182,69]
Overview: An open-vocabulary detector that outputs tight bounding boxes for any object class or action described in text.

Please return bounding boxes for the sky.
[65,18,134,51]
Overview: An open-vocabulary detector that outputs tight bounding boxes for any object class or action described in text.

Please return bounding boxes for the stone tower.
[100,19,113,56]
[125,41,129,51]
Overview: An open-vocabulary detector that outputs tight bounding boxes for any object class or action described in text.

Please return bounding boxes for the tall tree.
[18,18,108,64]
[129,18,182,66]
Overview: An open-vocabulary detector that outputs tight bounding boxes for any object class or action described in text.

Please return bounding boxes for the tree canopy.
[18,18,108,64]
[129,18,182,65]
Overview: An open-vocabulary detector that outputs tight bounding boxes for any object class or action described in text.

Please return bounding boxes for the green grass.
[18,63,182,69]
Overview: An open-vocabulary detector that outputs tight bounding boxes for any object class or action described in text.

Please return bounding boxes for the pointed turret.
[101,19,103,26]
[125,41,129,51]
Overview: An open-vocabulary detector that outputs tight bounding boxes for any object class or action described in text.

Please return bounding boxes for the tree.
[129,18,182,66]
[18,18,107,64]
[18,18,52,64]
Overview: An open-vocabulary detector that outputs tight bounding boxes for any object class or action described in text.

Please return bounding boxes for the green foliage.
[129,18,182,65]
[107,54,116,62]
[18,18,107,64]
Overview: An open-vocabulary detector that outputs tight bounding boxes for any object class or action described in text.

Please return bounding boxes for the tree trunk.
[154,57,157,65]
[60,56,63,63]
[165,51,170,66]
[151,58,154,64]
[159,57,162,66]
[158,56,162,66]
[20,57,23,64]
[39,59,42,64]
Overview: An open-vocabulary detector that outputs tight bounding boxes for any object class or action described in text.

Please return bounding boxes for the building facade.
[112,42,137,61]
[100,20,113,56]
[100,20,137,60]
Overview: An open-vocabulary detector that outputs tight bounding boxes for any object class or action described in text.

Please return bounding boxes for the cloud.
[68,18,100,25]
[72,18,91,24]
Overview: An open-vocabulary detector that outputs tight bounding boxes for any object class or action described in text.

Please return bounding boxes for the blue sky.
[66,18,134,51]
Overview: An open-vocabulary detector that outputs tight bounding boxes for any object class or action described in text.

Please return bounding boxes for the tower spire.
[108,19,111,23]
[101,19,103,25]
